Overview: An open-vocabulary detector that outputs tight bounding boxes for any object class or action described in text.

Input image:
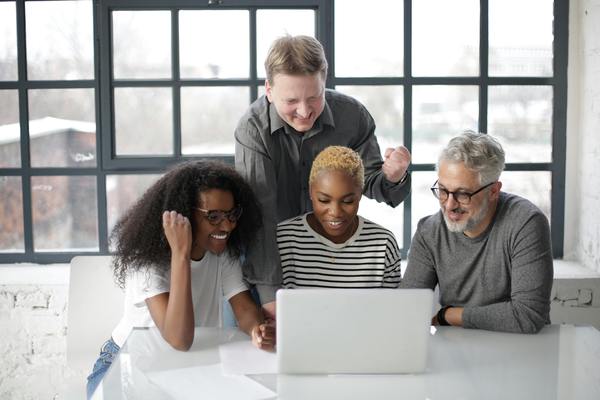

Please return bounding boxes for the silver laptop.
[276,288,433,374]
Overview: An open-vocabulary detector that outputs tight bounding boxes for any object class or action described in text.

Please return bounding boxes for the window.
[333,0,566,254]
[0,0,567,262]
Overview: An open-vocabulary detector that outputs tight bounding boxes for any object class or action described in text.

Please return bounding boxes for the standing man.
[235,35,411,312]
[401,131,553,333]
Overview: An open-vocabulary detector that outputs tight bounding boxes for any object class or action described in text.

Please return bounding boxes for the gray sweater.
[401,192,553,333]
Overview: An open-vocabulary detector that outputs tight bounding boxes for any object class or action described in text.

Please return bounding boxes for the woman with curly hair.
[86,160,275,398]
[277,146,402,289]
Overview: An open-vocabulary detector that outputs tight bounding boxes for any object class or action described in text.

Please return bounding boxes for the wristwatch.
[437,306,451,326]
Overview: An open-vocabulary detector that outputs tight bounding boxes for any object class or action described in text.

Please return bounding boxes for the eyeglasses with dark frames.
[195,206,243,225]
[430,180,496,205]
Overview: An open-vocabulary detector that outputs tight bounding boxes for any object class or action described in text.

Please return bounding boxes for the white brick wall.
[573,0,600,272]
[0,284,69,400]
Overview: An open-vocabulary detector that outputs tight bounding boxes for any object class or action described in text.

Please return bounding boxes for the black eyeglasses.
[196,206,243,225]
[430,180,496,205]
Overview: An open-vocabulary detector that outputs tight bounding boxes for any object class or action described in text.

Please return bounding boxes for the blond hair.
[309,146,364,190]
[264,35,328,83]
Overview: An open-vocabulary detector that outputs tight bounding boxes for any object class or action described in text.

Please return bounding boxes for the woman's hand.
[162,210,192,259]
[251,320,276,351]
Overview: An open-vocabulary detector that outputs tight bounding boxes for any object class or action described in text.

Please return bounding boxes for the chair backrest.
[66,255,124,373]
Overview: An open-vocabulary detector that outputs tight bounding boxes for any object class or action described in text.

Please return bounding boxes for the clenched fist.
[382,146,411,183]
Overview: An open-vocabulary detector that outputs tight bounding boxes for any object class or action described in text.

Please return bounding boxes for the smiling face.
[191,188,237,260]
[308,169,361,244]
[437,160,501,238]
[265,72,326,133]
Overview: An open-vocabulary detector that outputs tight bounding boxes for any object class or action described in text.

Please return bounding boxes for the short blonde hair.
[309,146,364,190]
[265,35,328,83]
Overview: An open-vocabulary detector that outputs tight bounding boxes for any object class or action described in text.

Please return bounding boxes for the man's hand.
[382,146,411,183]
[251,320,276,351]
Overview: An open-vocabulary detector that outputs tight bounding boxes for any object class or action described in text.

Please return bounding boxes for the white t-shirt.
[111,251,248,346]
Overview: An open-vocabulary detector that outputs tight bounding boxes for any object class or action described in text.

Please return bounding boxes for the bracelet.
[437,306,451,326]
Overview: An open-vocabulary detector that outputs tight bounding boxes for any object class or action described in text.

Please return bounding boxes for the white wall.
[0,266,71,400]
[565,0,600,272]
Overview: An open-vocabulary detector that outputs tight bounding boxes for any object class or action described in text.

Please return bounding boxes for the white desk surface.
[93,324,600,400]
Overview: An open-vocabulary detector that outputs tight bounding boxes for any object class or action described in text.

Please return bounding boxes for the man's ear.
[265,79,273,103]
[491,181,502,200]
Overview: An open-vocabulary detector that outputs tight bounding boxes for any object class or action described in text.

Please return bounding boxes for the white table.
[93,324,600,400]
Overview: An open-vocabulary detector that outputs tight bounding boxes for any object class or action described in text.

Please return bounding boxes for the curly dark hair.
[111,160,262,287]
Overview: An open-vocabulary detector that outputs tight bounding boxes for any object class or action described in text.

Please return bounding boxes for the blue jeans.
[86,338,120,399]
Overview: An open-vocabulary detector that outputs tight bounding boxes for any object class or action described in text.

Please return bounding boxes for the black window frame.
[0,0,568,263]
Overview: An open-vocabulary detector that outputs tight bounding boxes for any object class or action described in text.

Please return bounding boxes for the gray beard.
[443,197,490,234]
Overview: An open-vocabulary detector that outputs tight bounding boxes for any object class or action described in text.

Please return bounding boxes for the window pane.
[0,90,21,167]
[114,87,173,156]
[256,10,315,79]
[335,85,404,149]
[412,0,479,76]
[25,0,94,80]
[181,87,249,155]
[411,171,440,239]
[335,0,403,77]
[28,88,96,167]
[412,86,478,163]
[106,174,162,240]
[113,11,171,79]
[500,171,551,221]
[0,176,24,252]
[179,10,249,79]
[0,1,17,81]
[488,86,552,163]
[489,0,553,77]
[359,196,403,248]
[31,175,98,251]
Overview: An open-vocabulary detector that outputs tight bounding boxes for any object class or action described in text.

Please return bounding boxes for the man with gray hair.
[401,131,553,333]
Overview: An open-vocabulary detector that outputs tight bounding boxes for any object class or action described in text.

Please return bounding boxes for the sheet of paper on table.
[146,363,276,400]
[219,340,278,375]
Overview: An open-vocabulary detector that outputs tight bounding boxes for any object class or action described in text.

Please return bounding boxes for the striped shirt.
[277,214,402,289]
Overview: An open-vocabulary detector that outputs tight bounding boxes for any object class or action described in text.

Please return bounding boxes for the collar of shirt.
[268,96,336,139]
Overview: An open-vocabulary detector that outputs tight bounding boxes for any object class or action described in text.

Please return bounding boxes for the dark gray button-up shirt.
[235,89,411,302]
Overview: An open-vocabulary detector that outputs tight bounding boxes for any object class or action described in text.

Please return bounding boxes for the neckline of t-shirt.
[302,213,364,249]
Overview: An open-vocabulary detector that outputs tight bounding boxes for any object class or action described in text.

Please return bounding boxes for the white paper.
[219,340,278,375]
[146,364,276,400]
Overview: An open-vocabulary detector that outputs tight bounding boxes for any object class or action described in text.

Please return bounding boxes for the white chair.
[64,255,124,399]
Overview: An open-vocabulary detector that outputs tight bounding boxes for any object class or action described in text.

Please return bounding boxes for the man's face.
[265,73,326,133]
[437,160,499,238]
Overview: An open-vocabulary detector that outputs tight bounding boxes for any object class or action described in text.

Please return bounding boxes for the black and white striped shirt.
[277,214,402,289]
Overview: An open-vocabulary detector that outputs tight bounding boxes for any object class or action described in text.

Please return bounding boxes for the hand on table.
[251,320,276,352]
